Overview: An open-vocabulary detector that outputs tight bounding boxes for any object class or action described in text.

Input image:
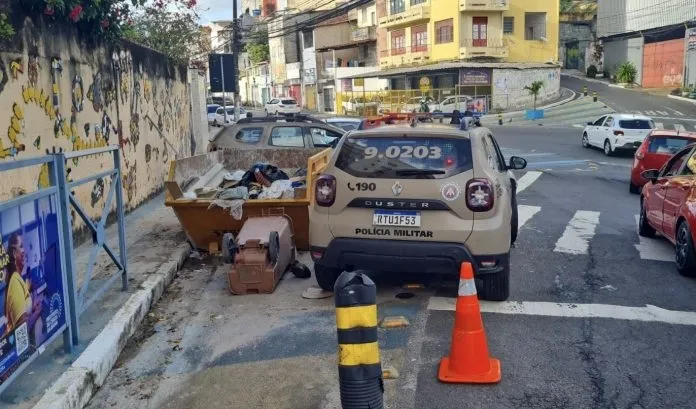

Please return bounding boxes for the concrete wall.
[188,70,208,155]
[0,17,193,219]
[491,67,561,111]
[558,21,594,70]
[687,28,696,87]
[504,0,560,63]
[597,0,696,38]
[602,36,644,83]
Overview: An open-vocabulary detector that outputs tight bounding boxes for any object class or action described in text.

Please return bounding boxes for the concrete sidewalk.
[0,194,190,409]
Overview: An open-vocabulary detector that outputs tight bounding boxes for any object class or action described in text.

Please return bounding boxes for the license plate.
[373,210,421,227]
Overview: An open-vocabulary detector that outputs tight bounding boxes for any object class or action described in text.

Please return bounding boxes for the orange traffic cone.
[438,262,501,384]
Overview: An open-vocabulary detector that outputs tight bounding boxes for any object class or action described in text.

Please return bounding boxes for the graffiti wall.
[0,17,192,219]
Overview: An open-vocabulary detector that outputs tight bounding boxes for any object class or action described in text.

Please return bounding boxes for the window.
[604,116,614,127]
[619,119,654,129]
[371,11,376,25]
[663,149,691,177]
[685,151,696,175]
[648,137,693,154]
[503,17,514,34]
[303,31,313,48]
[335,136,473,179]
[281,99,297,105]
[592,116,606,126]
[310,127,342,147]
[270,127,305,147]
[391,30,406,55]
[525,12,547,40]
[485,134,506,172]
[435,19,454,44]
[411,0,427,4]
[390,0,405,14]
[411,25,428,51]
[216,108,225,114]
[207,106,219,114]
[362,8,367,24]
[268,99,279,105]
[234,127,263,145]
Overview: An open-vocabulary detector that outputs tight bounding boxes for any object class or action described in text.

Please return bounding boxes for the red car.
[639,143,696,275]
[630,130,696,194]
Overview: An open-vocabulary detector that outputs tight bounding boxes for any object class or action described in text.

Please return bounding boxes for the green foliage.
[123,5,205,62]
[0,12,15,42]
[523,80,544,110]
[586,64,597,78]
[560,0,597,14]
[615,61,637,84]
[245,29,269,64]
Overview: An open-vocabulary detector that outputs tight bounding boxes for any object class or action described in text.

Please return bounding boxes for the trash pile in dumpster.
[182,163,308,201]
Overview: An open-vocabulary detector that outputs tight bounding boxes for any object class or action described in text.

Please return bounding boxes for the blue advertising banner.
[0,195,66,384]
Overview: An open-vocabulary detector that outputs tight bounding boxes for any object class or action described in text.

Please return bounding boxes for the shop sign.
[419,76,431,92]
[459,69,492,86]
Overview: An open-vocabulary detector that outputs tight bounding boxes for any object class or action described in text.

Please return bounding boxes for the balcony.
[379,0,431,29]
[379,45,432,68]
[459,0,509,11]
[459,38,508,59]
[350,26,378,42]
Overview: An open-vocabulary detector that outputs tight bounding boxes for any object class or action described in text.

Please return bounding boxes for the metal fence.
[0,145,127,393]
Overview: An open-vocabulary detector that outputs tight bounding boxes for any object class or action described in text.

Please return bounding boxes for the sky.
[198,0,242,24]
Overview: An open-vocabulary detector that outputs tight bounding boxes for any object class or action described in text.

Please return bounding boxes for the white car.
[207,104,220,125]
[434,95,472,113]
[213,106,246,126]
[265,98,302,115]
[402,96,437,113]
[582,113,656,156]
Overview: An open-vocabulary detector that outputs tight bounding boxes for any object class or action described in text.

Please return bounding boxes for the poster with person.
[0,195,66,384]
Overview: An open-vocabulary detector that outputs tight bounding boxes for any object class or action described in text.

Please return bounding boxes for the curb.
[493,88,578,118]
[668,94,696,105]
[561,72,610,85]
[31,243,191,409]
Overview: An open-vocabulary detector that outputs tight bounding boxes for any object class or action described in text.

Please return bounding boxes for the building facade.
[597,0,696,87]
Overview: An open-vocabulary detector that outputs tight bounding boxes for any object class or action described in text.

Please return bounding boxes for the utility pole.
[232,0,241,121]
[296,22,305,110]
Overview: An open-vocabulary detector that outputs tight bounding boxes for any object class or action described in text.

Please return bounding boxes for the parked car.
[213,106,246,126]
[325,117,363,131]
[582,114,655,156]
[207,104,220,125]
[209,115,345,151]
[341,97,379,116]
[265,98,302,115]
[402,96,437,113]
[638,143,696,275]
[630,130,696,193]
[433,95,473,114]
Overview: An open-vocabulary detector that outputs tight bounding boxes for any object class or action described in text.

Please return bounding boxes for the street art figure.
[9,58,23,80]
[2,103,26,159]
[87,72,104,112]
[27,55,39,86]
[0,59,8,95]
[72,75,84,112]
[50,57,63,109]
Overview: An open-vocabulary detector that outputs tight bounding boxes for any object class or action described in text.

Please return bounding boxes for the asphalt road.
[87,126,696,409]
[561,75,696,131]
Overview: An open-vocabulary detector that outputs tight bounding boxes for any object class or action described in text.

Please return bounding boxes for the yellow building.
[378,0,559,68]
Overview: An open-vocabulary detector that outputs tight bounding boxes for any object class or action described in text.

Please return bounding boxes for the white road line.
[668,108,684,116]
[654,122,664,129]
[516,171,542,194]
[674,123,687,132]
[634,215,674,262]
[427,298,696,326]
[644,110,656,116]
[656,110,669,116]
[554,210,601,255]
[518,205,541,229]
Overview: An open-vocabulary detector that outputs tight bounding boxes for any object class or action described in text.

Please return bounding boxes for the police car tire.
[315,265,342,292]
[479,258,510,302]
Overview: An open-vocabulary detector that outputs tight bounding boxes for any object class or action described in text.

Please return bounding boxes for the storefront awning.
[341,61,560,79]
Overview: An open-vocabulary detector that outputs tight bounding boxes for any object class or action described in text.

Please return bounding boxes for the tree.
[122,3,205,62]
[524,81,544,110]
[560,0,597,14]
[245,29,269,65]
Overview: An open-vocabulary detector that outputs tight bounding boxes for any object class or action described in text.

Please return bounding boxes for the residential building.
[346,0,562,112]
[268,12,317,102]
[311,2,387,113]
[597,0,696,88]
[240,62,272,106]
[208,20,234,53]
[558,5,598,72]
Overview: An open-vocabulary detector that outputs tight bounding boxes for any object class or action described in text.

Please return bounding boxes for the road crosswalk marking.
[516,171,542,194]
[554,210,601,255]
[633,215,674,262]
[518,205,541,229]
[674,123,687,132]
[656,110,669,116]
[427,298,696,326]
[655,122,664,129]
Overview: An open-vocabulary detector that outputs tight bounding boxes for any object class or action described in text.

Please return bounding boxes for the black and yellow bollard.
[334,270,384,409]
[592,91,598,102]
[583,85,588,96]
[498,113,503,125]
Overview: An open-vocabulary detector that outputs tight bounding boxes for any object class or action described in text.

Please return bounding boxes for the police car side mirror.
[508,156,527,170]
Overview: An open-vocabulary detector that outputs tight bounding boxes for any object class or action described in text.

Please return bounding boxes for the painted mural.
[0,24,192,223]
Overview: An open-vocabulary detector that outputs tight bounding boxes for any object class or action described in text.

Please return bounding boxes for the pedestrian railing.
[0,145,127,392]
